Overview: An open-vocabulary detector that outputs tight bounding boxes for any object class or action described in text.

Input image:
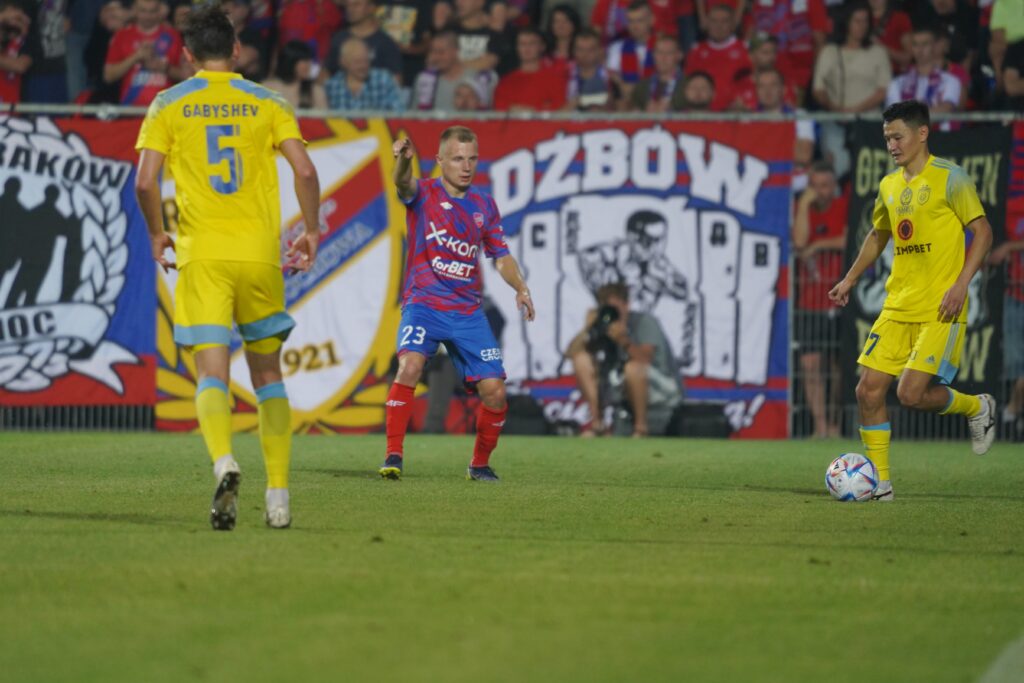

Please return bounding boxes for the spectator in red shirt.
[494,26,567,111]
[792,161,847,438]
[0,1,32,105]
[685,3,751,111]
[103,0,184,106]
[605,0,656,102]
[277,0,344,67]
[732,33,799,110]
[868,0,912,73]
[748,0,829,95]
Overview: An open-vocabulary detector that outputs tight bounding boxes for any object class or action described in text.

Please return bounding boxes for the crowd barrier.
[0,109,1021,441]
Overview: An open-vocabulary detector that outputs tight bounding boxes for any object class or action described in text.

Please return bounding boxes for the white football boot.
[871,480,894,502]
[968,394,996,456]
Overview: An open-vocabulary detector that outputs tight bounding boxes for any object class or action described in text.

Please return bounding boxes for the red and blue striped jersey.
[401,177,510,313]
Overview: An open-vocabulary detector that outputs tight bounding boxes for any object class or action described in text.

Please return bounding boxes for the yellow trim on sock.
[941,389,982,418]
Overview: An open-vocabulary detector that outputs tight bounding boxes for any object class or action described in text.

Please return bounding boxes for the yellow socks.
[940,388,982,418]
[860,422,891,482]
[196,377,232,463]
[257,382,291,489]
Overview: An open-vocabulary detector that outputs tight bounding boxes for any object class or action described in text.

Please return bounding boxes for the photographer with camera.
[0,1,32,104]
[567,281,682,438]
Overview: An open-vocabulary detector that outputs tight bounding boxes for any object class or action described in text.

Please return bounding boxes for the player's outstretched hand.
[828,279,852,307]
[151,231,176,273]
[517,289,535,321]
[938,281,967,322]
[393,138,413,160]
[285,230,320,275]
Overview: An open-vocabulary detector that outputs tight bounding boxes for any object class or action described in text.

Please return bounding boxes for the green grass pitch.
[0,432,1021,683]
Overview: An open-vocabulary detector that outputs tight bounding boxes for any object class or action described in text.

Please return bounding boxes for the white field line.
[977,632,1024,683]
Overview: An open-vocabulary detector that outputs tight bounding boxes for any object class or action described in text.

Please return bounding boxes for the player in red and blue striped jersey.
[381,126,535,482]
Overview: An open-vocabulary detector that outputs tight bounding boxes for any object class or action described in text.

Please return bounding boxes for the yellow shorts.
[857,316,965,384]
[173,260,294,350]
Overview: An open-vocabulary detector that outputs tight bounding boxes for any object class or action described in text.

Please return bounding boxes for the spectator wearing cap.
[563,27,618,111]
[326,0,403,82]
[884,25,961,115]
[628,34,685,112]
[605,0,656,103]
[732,33,799,110]
[263,40,328,109]
[325,36,405,110]
[452,76,489,110]
[411,29,497,111]
[685,3,750,111]
[748,0,830,96]
[812,1,890,178]
[494,26,567,111]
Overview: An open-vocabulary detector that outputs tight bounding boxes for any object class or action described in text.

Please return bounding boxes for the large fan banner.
[842,121,1011,400]
[0,116,156,406]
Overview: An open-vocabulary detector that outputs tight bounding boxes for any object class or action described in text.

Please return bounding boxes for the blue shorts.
[396,303,505,388]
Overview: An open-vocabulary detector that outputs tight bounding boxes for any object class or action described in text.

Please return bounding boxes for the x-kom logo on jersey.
[427,221,448,244]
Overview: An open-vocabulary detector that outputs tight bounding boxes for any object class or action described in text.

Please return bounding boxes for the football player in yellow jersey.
[829,100,996,501]
[134,5,322,529]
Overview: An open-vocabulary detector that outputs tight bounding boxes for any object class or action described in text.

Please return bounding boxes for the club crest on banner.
[154,119,406,433]
[0,116,138,393]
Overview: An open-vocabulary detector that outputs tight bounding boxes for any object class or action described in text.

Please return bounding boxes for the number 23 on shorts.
[400,325,426,347]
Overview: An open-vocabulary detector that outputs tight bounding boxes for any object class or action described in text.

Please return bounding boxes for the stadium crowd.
[0,0,1020,117]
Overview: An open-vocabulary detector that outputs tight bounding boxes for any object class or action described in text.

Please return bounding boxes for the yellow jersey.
[871,155,985,323]
[135,70,303,267]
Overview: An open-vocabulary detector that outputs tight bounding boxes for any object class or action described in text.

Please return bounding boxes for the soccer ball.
[825,453,879,502]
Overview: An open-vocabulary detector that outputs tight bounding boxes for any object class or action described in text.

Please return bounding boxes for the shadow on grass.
[0,508,188,528]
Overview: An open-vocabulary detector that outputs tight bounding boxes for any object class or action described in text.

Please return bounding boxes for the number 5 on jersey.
[400,325,426,347]
[206,124,242,194]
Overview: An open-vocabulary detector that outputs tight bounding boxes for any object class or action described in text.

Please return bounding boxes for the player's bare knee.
[479,381,507,410]
[855,377,884,409]
[396,353,425,385]
[896,383,925,409]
